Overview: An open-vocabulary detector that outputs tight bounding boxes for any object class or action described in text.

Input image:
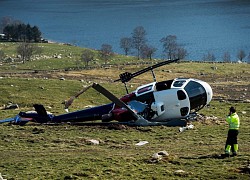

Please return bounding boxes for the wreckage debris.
[3,103,19,110]
[135,141,149,146]
[196,114,223,125]
[179,124,194,133]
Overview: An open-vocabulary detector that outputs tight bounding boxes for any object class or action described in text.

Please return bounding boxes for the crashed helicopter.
[0,59,213,126]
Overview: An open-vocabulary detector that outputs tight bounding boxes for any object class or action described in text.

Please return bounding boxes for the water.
[1,0,250,61]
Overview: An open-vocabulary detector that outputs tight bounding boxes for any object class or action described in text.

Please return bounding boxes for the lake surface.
[1,0,250,61]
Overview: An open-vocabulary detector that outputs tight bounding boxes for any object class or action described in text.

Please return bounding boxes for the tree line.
[202,50,249,63]
[119,26,187,60]
[0,17,42,42]
[80,26,188,67]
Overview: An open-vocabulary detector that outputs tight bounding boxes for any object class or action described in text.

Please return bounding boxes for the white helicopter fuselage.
[133,78,213,121]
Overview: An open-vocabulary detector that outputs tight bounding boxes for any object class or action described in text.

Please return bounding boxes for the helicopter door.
[152,89,190,121]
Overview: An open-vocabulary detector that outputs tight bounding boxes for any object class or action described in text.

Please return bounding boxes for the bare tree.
[140,44,157,60]
[160,35,178,60]
[247,53,250,64]
[176,47,188,59]
[120,37,133,56]
[131,26,147,60]
[99,44,113,64]
[81,49,95,67]
[0,50,5,61]
[237,49,246,62]
[202,52,216,62]
[16,42,42,63]
[75,59,82,69]
[223,51,231,63]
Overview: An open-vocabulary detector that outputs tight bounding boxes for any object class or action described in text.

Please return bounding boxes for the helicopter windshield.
[184,80,207,110]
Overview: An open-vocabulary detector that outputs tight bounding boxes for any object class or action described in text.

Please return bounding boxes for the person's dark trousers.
[225,129,239,155]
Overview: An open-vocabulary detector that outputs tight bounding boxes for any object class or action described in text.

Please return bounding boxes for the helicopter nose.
[203,82,213,104]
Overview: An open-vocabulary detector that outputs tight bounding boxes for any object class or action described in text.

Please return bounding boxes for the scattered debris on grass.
[197,114,224,125]
[135,141,149,146]
[2,103,19,110]
[179,124,194,133]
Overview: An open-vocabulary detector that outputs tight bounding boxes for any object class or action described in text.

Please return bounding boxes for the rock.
[4,57,14,63]
[211,66,217,70]
[108,124,127,130]
[149,150,169,163]
[32,127,45,134]
[151,153,162,161]
[157,150,169,156]
[174,170,187,175]
[86,139,99,145]
[175,170,185,173]
[0,173,7,180]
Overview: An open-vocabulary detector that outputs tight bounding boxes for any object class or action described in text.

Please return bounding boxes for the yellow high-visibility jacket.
[226,113,240,130]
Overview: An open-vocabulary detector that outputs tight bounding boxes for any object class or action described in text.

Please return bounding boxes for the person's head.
[229,106,236,113]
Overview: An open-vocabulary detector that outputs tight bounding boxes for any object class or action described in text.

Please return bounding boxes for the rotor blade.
[64,84,92,110]
[114,59,179,83]
[92,83,139,119]
[0,117,15,124]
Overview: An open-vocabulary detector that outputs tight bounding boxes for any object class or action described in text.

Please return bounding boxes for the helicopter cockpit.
[172,78,213,111]
[131,78,213,121]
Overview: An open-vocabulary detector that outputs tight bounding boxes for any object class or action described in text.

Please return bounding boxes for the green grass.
[0,78,249,179]
[0,42,250,179]
[0,107,249,179]
[0,78,117,119]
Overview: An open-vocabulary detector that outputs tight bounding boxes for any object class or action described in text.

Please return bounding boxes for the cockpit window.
[177,90,186,100]
[184,81,207,110]
[156,80,173,91]
[173,80,186,87]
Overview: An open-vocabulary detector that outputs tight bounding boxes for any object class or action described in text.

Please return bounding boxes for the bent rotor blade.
[64,84,92,110]
[114,59,179,83]
[92,83,139,120]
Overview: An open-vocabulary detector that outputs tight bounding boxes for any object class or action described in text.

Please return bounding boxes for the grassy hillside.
[0,42,249,179]
[0,42,137,71]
